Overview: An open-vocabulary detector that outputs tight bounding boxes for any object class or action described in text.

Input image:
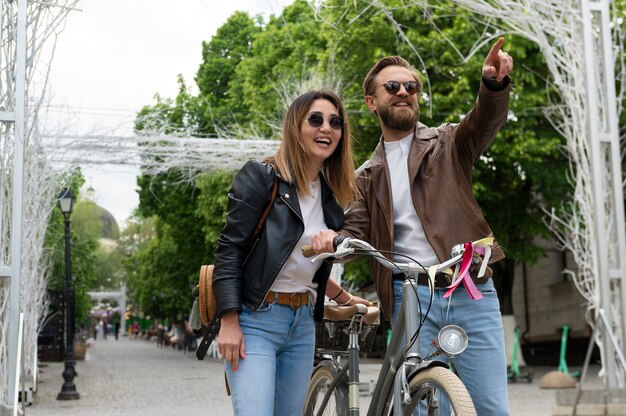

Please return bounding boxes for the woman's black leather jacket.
[212,160,344,321]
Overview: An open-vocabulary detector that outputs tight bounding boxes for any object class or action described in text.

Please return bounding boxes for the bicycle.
[303,236,492,415]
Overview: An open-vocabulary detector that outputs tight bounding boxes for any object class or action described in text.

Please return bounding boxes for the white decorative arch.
[2,0,625,411]
[1,0,80,409]
[311,0,626,391]
[88,286,128,336]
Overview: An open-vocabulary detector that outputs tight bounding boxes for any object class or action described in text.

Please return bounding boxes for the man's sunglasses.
[378,80,420,96]
[307,112,343,131]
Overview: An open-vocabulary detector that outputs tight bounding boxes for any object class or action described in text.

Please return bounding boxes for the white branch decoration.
[1,0,79,405]
[43,134,280,178]
[2,0,624,403]
[310,0,624,379]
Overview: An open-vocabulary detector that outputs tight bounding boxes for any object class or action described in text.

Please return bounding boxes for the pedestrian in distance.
[156,323,165,348]
[97,319,105,341]
[130,320,139,340]
[213,90,370,416]
[312,37,514,415]
[113,313,121,341]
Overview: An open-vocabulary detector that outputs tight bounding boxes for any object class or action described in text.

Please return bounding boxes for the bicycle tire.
[385,366,476,416]
[304,360,348,416]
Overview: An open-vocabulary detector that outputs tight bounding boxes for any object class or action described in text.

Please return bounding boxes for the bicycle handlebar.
[304,237,470,277]
[301,236,345,258]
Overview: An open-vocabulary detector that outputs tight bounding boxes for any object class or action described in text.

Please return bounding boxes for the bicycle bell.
[437,324,468,356]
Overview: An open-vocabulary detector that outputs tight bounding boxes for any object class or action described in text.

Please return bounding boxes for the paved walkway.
[27,337,231,416]
[25,336,603,416]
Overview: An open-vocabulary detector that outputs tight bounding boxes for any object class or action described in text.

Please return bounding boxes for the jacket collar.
[362,122,438,236]
[369,122,437,167]
[278,173,344,230]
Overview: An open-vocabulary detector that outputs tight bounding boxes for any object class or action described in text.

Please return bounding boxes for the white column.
[581,0,626,391]
[120,285,127,336]
[7,0,27,406]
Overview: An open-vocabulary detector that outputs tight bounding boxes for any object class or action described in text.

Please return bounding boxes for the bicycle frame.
[309,277,456,416]
[308,238,485,416]
[309,312,365,416]
[368,278,448,416]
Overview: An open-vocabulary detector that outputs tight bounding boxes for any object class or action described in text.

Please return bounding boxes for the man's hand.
[311,229,339,254]
[482,37,513,82]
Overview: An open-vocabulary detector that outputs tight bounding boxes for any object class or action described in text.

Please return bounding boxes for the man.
[312,37,513,414]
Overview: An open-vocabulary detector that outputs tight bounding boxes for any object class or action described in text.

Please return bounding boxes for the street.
[26,336,602,416]
[28,337,231,416]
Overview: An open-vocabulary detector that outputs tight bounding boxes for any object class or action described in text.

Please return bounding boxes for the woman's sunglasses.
[378,80,420,96]
[307,112,343,131]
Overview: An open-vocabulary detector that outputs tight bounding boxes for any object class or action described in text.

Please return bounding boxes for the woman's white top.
[270,179,326,303]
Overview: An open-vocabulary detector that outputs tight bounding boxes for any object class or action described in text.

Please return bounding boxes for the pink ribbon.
[442,242,484,300]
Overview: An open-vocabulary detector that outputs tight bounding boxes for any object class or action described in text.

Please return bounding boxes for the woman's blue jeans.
[224,301,315,416]
[392,278,510,415]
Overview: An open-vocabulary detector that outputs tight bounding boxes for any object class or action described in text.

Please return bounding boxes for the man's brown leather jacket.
[341,80,511,321]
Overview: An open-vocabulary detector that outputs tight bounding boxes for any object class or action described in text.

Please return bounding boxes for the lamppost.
[56,188,79,400]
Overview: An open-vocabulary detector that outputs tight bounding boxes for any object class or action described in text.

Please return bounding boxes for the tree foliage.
[128,0,605,313]
[195,170,235,256]
[126,172,210,320]
[195,11,262,134]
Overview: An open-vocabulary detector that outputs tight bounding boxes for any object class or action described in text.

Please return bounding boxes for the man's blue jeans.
[392,278,510,415]
[224,301,315,416]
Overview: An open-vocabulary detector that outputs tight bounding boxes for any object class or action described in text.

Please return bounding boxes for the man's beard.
[378,102,419,131]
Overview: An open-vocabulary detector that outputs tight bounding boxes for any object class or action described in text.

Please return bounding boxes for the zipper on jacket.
[253,191,304,311]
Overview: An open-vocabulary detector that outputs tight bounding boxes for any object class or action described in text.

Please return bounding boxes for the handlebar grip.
[301,236,347,258]
[301,245,316,258]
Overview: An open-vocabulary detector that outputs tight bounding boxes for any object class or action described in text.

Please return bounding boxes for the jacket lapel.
[408,123,438,183]
[320,176,344,230]
[279,181,302,221]
[369,142,393,238]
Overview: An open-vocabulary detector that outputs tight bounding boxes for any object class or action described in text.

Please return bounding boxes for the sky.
[43,0,294,228]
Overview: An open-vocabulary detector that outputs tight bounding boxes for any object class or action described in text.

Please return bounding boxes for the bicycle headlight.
[437,325,468,356]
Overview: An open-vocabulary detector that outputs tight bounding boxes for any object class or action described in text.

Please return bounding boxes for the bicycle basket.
[315,320,379,353]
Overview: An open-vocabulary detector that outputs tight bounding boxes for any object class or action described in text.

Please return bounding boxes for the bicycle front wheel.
[304,360,348,416]
[390,366,476,416]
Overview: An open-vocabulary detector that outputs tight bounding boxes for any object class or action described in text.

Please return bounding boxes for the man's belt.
[392,271,490,287]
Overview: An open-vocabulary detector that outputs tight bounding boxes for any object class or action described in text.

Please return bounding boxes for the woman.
[213,90,369,416]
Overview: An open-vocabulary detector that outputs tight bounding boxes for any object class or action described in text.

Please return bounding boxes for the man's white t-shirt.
[384,134,439,267]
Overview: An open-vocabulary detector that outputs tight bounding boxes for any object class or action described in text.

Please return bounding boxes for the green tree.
[195,170,236,258]
[128,171,209,320]
[126,221,184,319]
[231,0,328,134]
[92,246,123,290]
[132,1,585,313]
[314,2,570,312]
[135,78,206,136]
[117,215,156,305]
[195,11,262,133]
[71,199,124,292]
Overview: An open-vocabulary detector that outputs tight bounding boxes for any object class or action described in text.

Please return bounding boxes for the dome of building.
[79,185,120,241]
[97,206,120,240]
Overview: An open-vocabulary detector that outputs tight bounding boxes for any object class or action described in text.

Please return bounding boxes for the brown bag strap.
[251,174,279,242]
